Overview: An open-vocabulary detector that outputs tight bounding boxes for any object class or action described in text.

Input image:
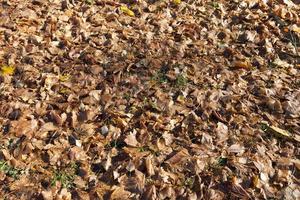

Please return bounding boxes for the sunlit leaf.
[1,65,15,75]
[252,175,259,188]
[59,74,70,82]
[59,88,71,94]
[120,6,135,17]
[173,0,181,5]
[85,0,93,5]
[232,61,251,70]
[176,95,185,104]
[261,122,299,143]
[269,126,291,138]
[291,24,300,34]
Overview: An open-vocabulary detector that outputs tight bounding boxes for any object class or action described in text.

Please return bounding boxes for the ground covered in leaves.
[0,0,300,199]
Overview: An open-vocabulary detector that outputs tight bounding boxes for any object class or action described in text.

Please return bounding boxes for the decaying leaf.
[0,0,299,199]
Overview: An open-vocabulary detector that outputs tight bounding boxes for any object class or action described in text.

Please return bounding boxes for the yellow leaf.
[120,6,135,17]
[176,95,185,104]
[113,117,127,129]
[59,88,71,94]
[261,122,299,143]
[291,24,300,34]
[59,74,70,82]
[269,126,291,138]
[252,175,260,188]
[1,65,15,75]
[173,0,181,5]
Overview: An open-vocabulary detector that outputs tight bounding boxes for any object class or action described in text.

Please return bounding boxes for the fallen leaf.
[232,61,251,70]
[252,175,260,188]
[1,65,15,75]
[59,74,70,82]
[110,187,131,200]
[228,144,245,154]
[290,24,300,34]
[261,123,299,143]
[145,156,155,176]
[124,131,139,147]
[173,0,181,5]
[120,6,135,17]
[166,148,190,167]
[231,176,252,199]
[126,160,135,172]
[269,125,291,137]
[292,159,300,170]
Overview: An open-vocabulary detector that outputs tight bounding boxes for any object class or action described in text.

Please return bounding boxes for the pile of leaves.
[0,0,299,199]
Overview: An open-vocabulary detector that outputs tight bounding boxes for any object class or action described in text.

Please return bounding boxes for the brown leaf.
[50,111,63,126]
[141,185,157,200]
[145,156,155,176]
[228,144,245,154]
[12,119,38,138]
[110,187,131,200]
[166,148,190,167]
[124,131,139,147]
[231,60,251,70]
[230,177,252,199]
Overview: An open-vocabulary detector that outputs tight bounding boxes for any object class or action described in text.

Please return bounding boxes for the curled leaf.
[1,65,15,75]
[232,61,251,70]
[120,6,135,17]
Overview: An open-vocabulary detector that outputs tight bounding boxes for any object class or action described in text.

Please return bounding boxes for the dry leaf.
[173,0,181,5]
[252,175,260,188]
[124,131,139,147]
[232,61,251,70]
[0,0,299,198]
[269,125,291,138]
[145,156,155,176]
[228,144,245,154]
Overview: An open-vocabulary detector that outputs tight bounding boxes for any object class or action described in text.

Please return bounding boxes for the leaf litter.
[0,0,300,199]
